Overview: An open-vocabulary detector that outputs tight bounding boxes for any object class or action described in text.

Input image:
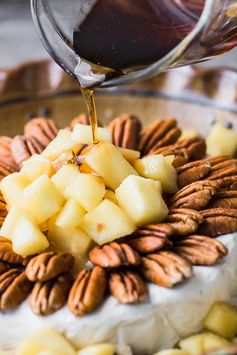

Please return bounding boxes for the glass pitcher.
[31,0,237,88]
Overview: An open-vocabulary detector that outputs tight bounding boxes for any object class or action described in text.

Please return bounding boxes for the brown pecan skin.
[198,208,237,237]
[141,251,192,288]
[68,266,107,316]
[30,273,73,316]
[25,252,74,282]
[89,242,141,268]
[109,270,147,304]
[134,223,175,239]
[0,161,15,181]
[0,136,18,171]
[11,135,45,168]
[207,191,237,209]
[0,269,33,310]
[165,209,204,237]
[109,114,142,151]
[177,162,212,188]
[24,118,59,148]
[0,262,10,275]
[128,236,173,254]
[174,235,228,266]
[0,238,26,265]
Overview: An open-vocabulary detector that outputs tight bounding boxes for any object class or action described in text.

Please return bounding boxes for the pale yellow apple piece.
[48,219,93,271]
[154,350,189,355]
[1,172,30,208]
[52,151,75,171]
[37,351,66,355]
[104,190,118,205]
[115,175,168,226]
[51,164,80,197]
[206,122,237,156]
[65,174,105,211]
[0,351,12,355]
[21,154,55,181]
[42,129,80,160]
[133,154,178,193]
[72,124,112,144]
[77,343,116,355]
[83,142,138,190]
[81,199,136,245]
[204,301,237,339]
[12,213,49,257]
[16,328,76,355]
[179,129,198,140]
[23,175,64,224]
[202,332,231,352]
[55,199,86,229]
[118,147,140,163]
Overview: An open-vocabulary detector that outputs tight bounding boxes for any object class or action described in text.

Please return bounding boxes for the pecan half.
[207,190,237,209]
[210,158,237,172]
[11,135,45,168]
[0,269,32,310]
[0,262,10,275]
[178,136,206,161]
[0,136,18,171]
[68,266,107,316]
[153,144,189,168]
[127,236,173,254]
[177,161,212,188]
[0,238,26,265]
[139,118,181,156]
[215,176,237,191]
[134,223,175,239]
[109,114,142,150]
[26,252,74,282]
[208,166,237,181]
[89,242,140,268]
[141,251,192,288]
[0,161,15,181]
[169,180,219,210]
[198,208,237,237]
[70,113,103,129]
[165,209,204,236]
[109,270,147,304]
[30,273,73,316]
[0,193,7,223]
[174,235,228,265]
[24,118,59,147]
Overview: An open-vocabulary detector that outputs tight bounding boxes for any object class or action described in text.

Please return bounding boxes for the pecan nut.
[153,144,189,168]
[24,118,59,147]
[70,113,103,129]
[214,176,237,191]
[0,193,7,222]
[141,251,192,288]
[177,161,212,188]
[198,208,237,237]
[210,158,237,173]
[0,269,32,310]
[174,235,228,265]
[177,136,206,161]
[139,118,181,156]
[11,135,45,168]
[0,136,18,171]
[30,273,73,316]
[26,252,75,282]
[169,180,219,210]
[89,242,140,268]
[127,236,173,254]
[208,166,237,181]
[207,190,237,209]
[0,161,15,181]
[0,238,26,265]
[109,270,147,304]
[68,266,107,316]
[0,262,10,275]
[134,223,175,239]
[109,114,142,150]
[165,208,204,237]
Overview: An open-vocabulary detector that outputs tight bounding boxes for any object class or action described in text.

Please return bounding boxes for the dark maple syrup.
[80,88,99,144]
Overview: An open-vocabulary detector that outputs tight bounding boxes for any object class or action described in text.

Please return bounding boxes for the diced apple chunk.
[118,147,140,163]
[0,206,34,239]
[104,190,118,205]
[204,301,237,339]
[206,122,237,156]
[65,174,105,211]
[1,173,30,208]
[51,164,80,197]
[23,175,64,224]
[154,350,189,355]
[115,176,168,226]
[77,344,116,355]
[83,142,138,190]
[21,154,55,181]
[72,124,111,144]
[16,328,76,355]
[81,199,136,245]
[179,129,198,140]
[133,154,178,193]
[55,199,86,229]
[42,129,80,160]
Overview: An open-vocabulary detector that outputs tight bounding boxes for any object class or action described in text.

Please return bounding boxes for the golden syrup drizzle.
[81,87,100,144]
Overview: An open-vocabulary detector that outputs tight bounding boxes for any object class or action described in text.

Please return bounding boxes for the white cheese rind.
[1,233,237,354]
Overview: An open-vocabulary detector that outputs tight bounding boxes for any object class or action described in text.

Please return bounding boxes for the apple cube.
[133,154,178,193]
[51,164,80,197]
[48,220,93,271]
[65,174,105,211]
[21,154,55,181]
[154,351,189,355]
[42,129,80,160]
[52,151,74,171]
[77,344,116,355]
[206,122,237,156]
[115,176,168,226]
[1,173,30,208]
[55,199,86,229]
[104,190,118,205]
[23,175,64,224]
[81,199,136,245]
[1,206,33,239]
[16,328,76,355]
[83,142,138,190]
[72,124,111,144]
[179,129,198,140]
[204,301,237,339]
[118,147,140,163]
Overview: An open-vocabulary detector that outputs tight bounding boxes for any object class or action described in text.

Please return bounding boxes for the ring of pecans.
[0,114,236,317]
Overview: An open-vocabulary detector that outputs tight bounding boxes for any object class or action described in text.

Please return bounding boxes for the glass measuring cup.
[31,0,237,88]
